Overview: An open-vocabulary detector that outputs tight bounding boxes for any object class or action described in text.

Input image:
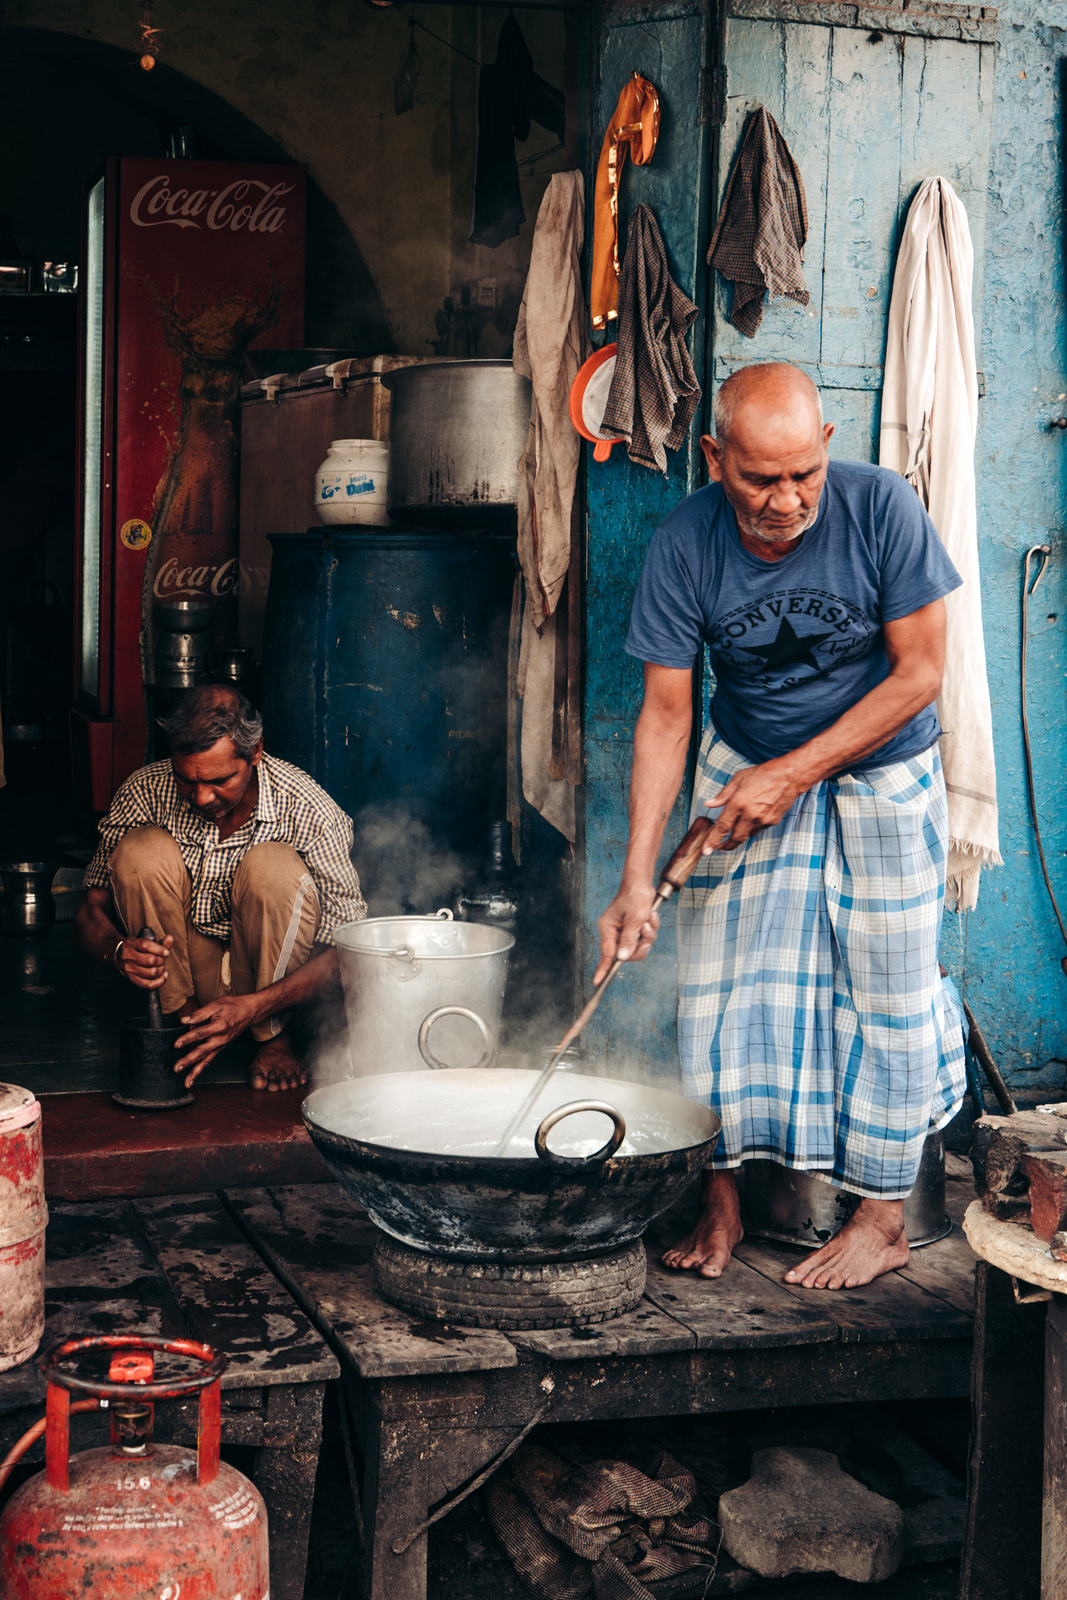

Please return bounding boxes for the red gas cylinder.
[0,1335,269,1599]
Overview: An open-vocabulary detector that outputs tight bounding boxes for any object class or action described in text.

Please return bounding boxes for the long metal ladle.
[493,814,715,1156]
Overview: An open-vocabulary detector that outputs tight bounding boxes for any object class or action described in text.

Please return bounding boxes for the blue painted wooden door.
[714,15,996,457]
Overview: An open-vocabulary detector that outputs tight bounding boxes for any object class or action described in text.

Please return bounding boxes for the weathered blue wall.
[938,0,1067,1082]
[580,0,714,1079]
[580,0,1067,1084]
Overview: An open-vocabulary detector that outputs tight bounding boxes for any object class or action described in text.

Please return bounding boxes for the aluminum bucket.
[334,909,514,1077]
[740,1130,950,1250]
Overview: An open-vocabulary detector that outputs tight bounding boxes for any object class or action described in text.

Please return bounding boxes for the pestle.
[112,925,194,1111]
[141,927,165,1029]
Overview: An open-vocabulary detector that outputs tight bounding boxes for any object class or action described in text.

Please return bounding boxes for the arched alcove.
[0,25,393,351]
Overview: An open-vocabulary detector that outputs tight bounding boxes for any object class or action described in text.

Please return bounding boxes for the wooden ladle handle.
[656,816,714,896]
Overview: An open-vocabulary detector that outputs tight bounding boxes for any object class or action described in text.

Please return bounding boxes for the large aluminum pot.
[740,1130,950,1250]
[382,360,531,528]
[302,1067,721,1262]
[335,910,513,1077]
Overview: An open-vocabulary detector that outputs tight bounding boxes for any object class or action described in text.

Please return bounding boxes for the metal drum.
[261,530,514,857]
[740,1130,951,1250]
[382,361,531,529]
[335,909,513,1077]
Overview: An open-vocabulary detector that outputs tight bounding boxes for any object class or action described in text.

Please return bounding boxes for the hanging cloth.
[470,16,565,249]
[513,172,587,843]
[707,106,808,337]
[880,176,1001,911]
[601,204,700,473]
[590,71,660,329]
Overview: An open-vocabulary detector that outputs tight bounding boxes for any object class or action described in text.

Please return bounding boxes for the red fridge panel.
[76,156,305,806]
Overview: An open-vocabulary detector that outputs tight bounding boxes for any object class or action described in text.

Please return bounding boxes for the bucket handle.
[386,945,421,981]
[418,1005,496,1071]
[534,1101,627,1167]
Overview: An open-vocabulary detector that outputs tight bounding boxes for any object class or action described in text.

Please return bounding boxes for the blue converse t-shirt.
[625,460,962,766]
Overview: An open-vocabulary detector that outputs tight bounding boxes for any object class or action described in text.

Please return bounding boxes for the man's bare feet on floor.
[661,1169,744,1278]
[784,1199,909,1289]
[249,1029,307,1092]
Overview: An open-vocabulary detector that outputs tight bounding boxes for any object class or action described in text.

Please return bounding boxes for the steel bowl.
[302,1067,720,1262]
[154,600,215,634]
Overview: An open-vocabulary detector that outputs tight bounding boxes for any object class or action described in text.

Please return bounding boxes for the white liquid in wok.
[305,1068,715,1160]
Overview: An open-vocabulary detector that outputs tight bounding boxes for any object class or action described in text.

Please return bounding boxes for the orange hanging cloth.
[590,71,660,329]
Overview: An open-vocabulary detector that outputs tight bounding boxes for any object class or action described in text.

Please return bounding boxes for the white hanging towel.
[880,176,1001,911]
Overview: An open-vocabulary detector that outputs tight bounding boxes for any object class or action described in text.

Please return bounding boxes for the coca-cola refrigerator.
[72,156,305,809]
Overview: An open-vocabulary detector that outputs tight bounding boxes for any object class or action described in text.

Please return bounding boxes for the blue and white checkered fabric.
[677,731,967,1201]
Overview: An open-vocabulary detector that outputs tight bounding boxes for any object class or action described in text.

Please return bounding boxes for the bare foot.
[784,1199,909,1290]
[250,1029,307,1093]
[661,1170,743,1278]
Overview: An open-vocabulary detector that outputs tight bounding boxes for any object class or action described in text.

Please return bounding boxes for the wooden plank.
[225,1185,518,1380]
[821,25,903,370]
[733,1236,973,1342]
[134,1193,339,1389]
[898,35,993,317]
[958,1261,1044,1600]
[640,1225,840,1350]
[510,1282,696,1361]
[1044,1297,1067,1599]
[0,1200,186,1415]
[896,1224,977,1317]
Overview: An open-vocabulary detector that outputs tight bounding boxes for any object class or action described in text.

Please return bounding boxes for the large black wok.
[302,1067,720,1262]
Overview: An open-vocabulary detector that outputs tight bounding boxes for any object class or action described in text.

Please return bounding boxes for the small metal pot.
[0,863,57,938]
[382,360,532,528]
[740,1130,950,1250]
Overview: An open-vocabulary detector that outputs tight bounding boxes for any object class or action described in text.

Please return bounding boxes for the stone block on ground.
[717,1445,904,1583]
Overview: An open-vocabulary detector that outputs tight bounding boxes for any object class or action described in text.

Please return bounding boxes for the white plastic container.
[314,438,390,527]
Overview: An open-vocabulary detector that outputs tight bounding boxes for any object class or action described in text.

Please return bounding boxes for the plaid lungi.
[677,731,966,1200]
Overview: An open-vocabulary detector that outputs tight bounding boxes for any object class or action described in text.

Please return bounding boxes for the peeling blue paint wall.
[939,1,1067,1082]
[579,0,714,1079]
[580,0,1067,1085]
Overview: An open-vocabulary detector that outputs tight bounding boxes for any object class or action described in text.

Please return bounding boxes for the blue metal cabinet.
[261,530,516,859]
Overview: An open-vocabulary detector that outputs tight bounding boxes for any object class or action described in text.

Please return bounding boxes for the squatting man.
[75,684,365,1091]
[597,362,967,1291]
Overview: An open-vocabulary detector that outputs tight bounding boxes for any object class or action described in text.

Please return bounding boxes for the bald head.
[702,363,833,554]
[712,363,823,445]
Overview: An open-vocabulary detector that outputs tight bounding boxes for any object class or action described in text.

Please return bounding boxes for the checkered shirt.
[84,754,366,944]
[677,731,967,1200]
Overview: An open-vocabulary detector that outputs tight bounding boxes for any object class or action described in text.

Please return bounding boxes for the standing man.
[75,684,365,1091]
[596,363,967,1290]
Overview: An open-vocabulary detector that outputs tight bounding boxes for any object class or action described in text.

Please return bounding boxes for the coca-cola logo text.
[154,556,240,599]
[130,175,293,233]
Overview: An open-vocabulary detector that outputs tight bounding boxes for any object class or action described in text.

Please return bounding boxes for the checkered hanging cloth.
[678,732,967,1200]
[601,204,701,474]
[707,106,809,337]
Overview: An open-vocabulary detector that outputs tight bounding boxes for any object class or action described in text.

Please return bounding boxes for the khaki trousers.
[109,825,320,1040]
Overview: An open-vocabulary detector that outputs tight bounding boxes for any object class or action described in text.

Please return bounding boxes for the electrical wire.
[1020,543,1067,965]
[396,7,483,67]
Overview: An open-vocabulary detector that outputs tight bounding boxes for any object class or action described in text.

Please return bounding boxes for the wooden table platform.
[226,1174,978,1600]
[0,1192,340,1600]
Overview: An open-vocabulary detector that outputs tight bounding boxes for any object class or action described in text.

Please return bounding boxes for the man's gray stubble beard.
[734,502,819,546]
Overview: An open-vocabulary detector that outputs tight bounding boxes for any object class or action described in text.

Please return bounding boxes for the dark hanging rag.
[470,16,566,248]
[601,204,701,474]
[707,106,809,337]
